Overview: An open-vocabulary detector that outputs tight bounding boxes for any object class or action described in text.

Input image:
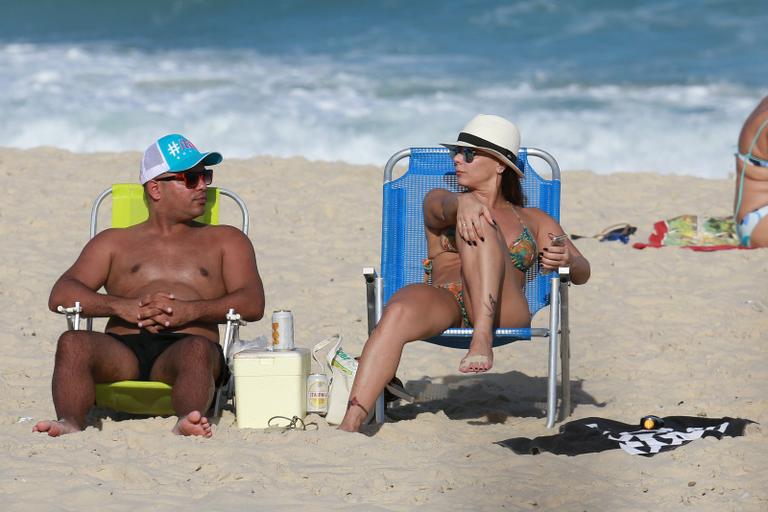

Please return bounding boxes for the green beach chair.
[57,183,249,416]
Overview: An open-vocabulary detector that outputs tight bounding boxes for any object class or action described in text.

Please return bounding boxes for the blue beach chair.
[364,147,571,427]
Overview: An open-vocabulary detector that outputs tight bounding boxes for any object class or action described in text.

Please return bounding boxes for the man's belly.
[105,279,221,341]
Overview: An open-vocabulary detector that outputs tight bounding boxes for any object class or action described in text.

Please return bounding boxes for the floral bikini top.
[431,207,538,273]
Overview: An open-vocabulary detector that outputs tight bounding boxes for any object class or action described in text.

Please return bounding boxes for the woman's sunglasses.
[154,169,213,189]
[449,146,481,163]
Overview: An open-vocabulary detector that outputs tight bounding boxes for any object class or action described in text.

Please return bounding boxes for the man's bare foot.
[32,419,81,437]
[172,411,212,438]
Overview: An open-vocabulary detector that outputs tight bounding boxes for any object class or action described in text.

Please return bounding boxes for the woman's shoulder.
[520,207,559,232]
[520,206,551,221]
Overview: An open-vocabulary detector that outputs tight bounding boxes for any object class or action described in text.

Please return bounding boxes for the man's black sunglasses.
[154,169,213,189]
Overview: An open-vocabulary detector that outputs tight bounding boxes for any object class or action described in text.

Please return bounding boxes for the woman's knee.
[458,218,506,253]
[379,300,419,328]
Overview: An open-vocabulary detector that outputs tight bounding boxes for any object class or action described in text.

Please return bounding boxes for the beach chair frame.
[364,147,571,428]
[56,184,250,417]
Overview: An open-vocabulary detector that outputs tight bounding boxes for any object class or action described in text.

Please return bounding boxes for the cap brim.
[441,142,523,177]
[170,151,223,173]
[200,151,222,166]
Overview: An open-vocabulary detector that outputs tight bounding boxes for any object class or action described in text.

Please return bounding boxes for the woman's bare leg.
[338,284,460,432]
[454,217,509,372]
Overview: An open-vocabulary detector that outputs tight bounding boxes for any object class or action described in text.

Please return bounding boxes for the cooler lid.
[234,347,309,359]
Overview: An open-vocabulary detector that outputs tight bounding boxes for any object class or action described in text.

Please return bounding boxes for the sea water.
[0,0,766,177]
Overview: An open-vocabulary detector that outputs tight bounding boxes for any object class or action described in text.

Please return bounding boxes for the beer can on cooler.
[271,310,294,350]
[306,373,329,414]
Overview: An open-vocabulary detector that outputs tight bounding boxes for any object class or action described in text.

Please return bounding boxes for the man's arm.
[48,230,138,322]
[139,227,265,328]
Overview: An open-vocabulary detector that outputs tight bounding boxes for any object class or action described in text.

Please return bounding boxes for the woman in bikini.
[734,96,768,248]
[339,114,590,432]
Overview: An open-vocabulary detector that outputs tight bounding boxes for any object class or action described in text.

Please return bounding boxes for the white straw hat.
[442,114,522,176]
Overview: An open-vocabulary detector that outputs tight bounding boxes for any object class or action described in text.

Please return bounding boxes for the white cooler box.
[233,348,310,428]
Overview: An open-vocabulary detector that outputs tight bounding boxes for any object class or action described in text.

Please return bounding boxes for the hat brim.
[170,151,223,173]
[441,142,523,177]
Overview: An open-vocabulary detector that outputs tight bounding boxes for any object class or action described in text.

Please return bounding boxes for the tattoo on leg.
[484,294,497,317]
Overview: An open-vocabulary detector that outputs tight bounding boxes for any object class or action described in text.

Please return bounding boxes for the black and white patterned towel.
[497,416,754,456]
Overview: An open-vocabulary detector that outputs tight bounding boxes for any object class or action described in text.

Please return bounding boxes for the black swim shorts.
[107,331,229,386]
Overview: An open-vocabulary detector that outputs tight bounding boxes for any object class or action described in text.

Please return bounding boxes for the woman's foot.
[338,397,370,432]
[459,340,494,373]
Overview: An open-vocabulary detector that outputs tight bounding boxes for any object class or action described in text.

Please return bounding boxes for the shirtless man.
[33,134,265,437]
[735,96,768,248]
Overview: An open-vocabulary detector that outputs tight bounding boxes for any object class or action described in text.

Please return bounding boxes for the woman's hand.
[540,234,573,270]
[456,194,495,243]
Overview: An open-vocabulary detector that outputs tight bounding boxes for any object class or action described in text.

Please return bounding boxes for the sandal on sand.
[459,354,492,373]
[384,376,415,403]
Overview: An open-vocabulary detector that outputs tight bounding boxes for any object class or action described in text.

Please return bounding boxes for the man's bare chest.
[107,232,224,296]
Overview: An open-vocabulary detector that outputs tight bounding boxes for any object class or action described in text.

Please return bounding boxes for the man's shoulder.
[90,226,136,243]
[196,223,250,243]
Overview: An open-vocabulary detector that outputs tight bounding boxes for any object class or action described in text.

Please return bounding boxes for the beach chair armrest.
[56,302,83,330]
[223,309,247,361]
[363,267,382,335]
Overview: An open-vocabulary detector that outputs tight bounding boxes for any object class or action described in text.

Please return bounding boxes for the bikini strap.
[509,205,530,231]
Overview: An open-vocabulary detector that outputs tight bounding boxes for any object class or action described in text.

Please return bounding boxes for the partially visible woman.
[339,115,590,432]
[734,96,768,248]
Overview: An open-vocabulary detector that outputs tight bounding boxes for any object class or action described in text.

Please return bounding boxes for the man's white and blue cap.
[140,133,222,184]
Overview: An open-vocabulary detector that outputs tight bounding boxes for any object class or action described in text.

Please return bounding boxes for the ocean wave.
[0,42,765,178]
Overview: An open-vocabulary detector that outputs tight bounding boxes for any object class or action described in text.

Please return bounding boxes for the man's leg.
[33,330,140,436]
[149,335,222,438]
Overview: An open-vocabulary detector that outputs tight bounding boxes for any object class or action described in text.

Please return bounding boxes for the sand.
[0,147,765,511]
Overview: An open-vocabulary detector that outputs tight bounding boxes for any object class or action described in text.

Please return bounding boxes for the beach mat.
[497,416,754,457]
[632,214,749,251]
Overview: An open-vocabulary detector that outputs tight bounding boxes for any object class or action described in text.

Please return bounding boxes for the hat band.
[457,132,517,163]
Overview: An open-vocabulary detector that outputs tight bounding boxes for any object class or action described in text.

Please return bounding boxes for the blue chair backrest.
[380,147,560,318]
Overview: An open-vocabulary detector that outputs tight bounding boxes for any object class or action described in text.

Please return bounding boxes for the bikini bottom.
[433,281,472,328]
[736,204,768,247]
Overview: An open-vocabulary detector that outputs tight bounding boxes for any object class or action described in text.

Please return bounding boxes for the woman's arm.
[423,189,495,242]
[528,209,591,285]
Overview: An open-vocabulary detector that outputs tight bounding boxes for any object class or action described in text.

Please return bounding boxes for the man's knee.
[177,336,218,368]
[55,330,95,361]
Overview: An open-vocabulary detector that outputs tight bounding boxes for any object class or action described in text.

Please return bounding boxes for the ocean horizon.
[1,0,766,178]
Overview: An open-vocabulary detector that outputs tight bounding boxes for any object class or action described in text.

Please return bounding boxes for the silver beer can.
[271,310,294,350]
[307,373,329,414]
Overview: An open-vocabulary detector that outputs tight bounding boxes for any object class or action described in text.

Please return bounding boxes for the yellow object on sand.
[95,381,173,415]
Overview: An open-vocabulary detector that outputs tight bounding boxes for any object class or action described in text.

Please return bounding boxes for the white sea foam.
[0,43,764,178]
